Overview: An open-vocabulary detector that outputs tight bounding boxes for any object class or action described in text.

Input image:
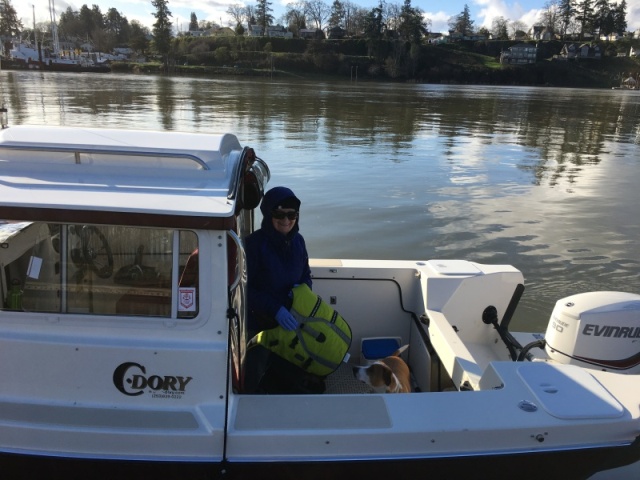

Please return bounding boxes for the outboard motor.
[545,291,640,373]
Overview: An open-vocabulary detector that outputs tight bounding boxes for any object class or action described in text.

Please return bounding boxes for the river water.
[2,70,640,333]
[2,68,640,479]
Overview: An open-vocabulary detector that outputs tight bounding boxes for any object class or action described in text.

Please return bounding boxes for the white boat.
[0,125,638,479]
[8,41,109,73]
[7,2,109,73]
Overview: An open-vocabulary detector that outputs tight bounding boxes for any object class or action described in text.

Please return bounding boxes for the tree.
[593,0,610,35]
[305,0,330,30]
[129,19,150,53]
[397,0,428,42]
[385,3,401,32]
[151,0,173,66]
[491,15,509,40]
[509,20,527,38]
[189,12,198,31]
[78,4,104,39]
[285,2,307,34]
[477,26,491,38]
[557,0,573,38]
[255,0,274,32]
[342,1,361,36]
[539,0,561,35]
[227,4,246,27]
[449,4,474,36]
[328,0,345,29]
[0,0,22,37]
[105,8,129,43]
[574,0,594,39]
[58,7,83,38]
[613,0,627,34]
[362,1,385,39]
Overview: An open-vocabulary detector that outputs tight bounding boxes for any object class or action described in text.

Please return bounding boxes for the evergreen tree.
[58,7,83,38]
[105,8,128,42]
[613,0,627,34]
[592,0,610,35]
[78,4,104,39]
[255,0,273,33]
[328,0,345,29]
[574,0,594,39]
[557,0,574,38]
[189,12,198,32]
[449,4,474,36]
[362,1,385,39]
[398,0,427,42]
[0,0,22,37]
[130,19,150,53]
[151,0,173,67]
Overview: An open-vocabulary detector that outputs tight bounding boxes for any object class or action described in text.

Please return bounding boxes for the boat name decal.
[582,324,640,339]
[113,362,193,398]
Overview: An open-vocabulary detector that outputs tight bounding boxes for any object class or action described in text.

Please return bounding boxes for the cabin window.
[0,222,199,319]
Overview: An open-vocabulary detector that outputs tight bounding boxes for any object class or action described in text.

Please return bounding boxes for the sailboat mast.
[32,4,42,63]
[48,0,60,56]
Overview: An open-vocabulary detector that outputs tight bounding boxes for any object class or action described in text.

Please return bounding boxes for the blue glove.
[275,306,298,331]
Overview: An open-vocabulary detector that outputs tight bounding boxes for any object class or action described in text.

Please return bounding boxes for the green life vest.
[254,283,352,377]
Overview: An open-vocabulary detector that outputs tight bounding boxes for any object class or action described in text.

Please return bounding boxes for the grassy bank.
[110,40,640,89]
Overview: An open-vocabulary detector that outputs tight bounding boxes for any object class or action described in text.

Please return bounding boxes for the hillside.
[111,37,640,89]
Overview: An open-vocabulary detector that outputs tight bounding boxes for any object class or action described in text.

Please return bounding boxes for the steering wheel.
[81,226,114,279]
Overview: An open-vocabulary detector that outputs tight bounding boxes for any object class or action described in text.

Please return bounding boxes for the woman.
[245,186,312,335]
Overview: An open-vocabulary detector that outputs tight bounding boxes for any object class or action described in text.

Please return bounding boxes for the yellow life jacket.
[253,284,352,377]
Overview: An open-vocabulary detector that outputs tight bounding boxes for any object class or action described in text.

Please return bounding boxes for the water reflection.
[2,71,639,328]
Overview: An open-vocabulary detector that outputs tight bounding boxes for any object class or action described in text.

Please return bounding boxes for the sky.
[15,0,640,36]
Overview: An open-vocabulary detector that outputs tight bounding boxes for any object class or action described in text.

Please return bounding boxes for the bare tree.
[385,3,401,32]
[539,0,561,35]
[305,0,330,30]
[342,1,360,36]
[509,19,528,38]
[285,1,307,32]
[227,4,246,27]
[491,15,509,39]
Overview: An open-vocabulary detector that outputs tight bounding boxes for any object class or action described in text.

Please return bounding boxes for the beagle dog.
[353,345,410,393]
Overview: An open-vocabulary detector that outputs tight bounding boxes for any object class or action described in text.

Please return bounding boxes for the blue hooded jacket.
[245,186,312,332]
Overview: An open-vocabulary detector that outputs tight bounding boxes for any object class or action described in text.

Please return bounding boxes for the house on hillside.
[557,43,602,60]
[447,30,486,42]
[426,32,445,44]
[531,26,554,41]
[265,25,293,38]
[500,43,538,65]
[600,33,622,41]
[630,46,640,57]
[327,26,346,39]
[299,28,325,39]
[247,24,264,37]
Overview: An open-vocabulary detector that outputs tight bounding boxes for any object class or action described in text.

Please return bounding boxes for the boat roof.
[0,126,249,228]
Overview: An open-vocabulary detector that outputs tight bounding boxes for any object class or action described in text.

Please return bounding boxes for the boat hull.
[2,58,110,73]
[2,440,640,480]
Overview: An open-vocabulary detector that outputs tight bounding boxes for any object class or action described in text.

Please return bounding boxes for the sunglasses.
[272,210,299,220]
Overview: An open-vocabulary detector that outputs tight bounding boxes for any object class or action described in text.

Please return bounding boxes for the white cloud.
[425,10,453,34]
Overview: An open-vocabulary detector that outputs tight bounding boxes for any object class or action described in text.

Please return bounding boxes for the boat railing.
[0,146,209,170]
